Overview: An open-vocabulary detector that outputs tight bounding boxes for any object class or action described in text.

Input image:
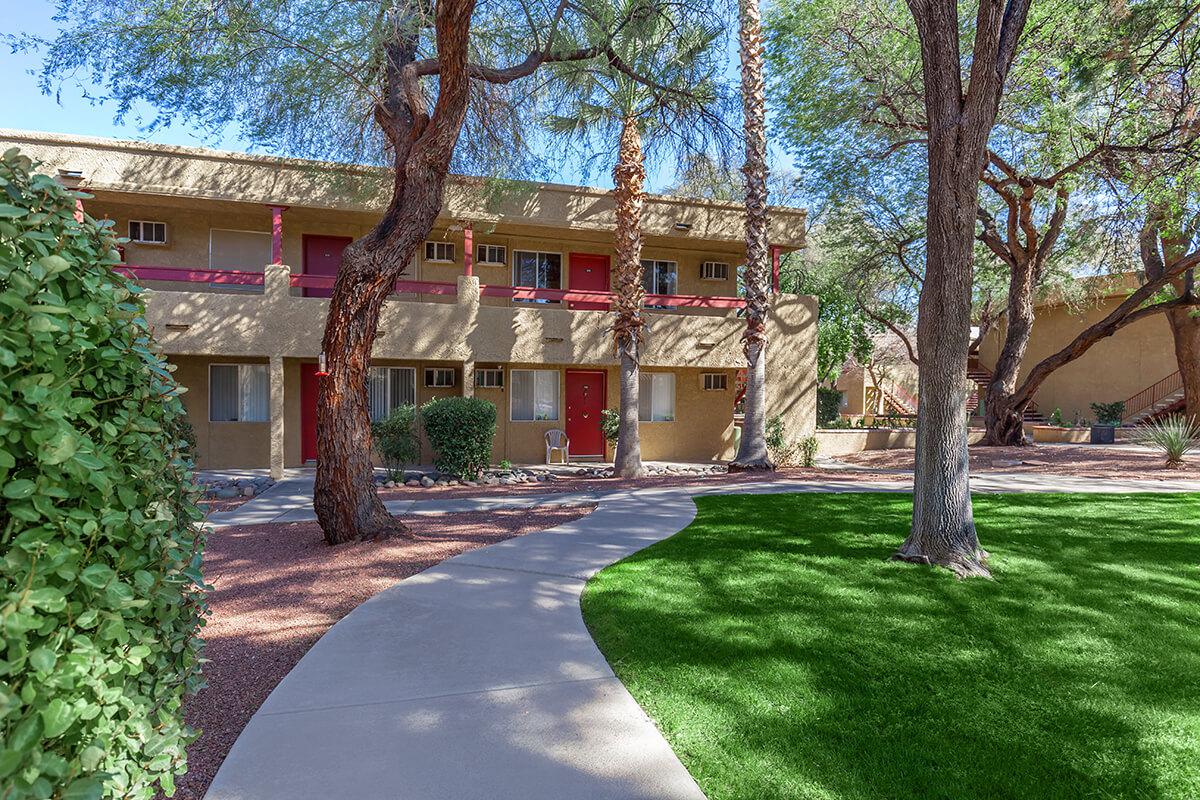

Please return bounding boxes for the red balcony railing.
[115,265,265,285]
[114,266,747,309]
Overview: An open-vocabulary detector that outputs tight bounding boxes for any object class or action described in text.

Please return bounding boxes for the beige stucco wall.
[173,355,272,469]
[0,129,806,249]
[977,294,1177,419]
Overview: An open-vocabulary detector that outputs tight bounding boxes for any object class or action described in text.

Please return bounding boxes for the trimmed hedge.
[0,149,206,799]
[421,397,496,480]
[817,386,842,427]
[372,404,418,476]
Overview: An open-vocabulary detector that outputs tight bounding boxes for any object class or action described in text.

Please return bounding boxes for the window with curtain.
[510,369,559,421]
[639,372,675,422]
[367,367,416,422]
[210,364,269,422]
[641,259,678,295]
[209,229,271,271]
[512,251,562,289]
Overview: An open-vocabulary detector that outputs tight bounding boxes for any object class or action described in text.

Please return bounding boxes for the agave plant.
[1134,415,1200,468]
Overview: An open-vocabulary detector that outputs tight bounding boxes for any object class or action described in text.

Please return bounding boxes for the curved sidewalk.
[204,477,1200,800]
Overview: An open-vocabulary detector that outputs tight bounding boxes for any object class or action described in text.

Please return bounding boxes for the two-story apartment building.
[4,130,816,476]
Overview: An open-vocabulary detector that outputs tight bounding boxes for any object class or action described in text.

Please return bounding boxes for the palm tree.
[730,0,773,470]
[543,0,728,478]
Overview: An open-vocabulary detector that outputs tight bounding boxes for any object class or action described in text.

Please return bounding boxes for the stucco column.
[264,262,293,304]
[269,355,285,480]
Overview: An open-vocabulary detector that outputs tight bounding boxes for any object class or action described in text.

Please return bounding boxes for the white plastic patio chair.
[545,430,569,465]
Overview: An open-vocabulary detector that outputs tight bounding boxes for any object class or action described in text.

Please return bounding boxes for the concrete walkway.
[203,476,1200,800]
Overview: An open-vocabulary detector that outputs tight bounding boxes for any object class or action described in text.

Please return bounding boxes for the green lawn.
[582,493,1200,800]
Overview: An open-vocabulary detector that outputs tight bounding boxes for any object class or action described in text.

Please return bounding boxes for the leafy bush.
[816,387,842,427]
[1090,401,1126,426]
[766,414,787,453]
[421,396,496,480]
[372,404,418,479]
[1049,407,1065,427]
[0,149,206,799]
[600,408,619,445]
[1134,415,1199,467]
[798,435,819,467]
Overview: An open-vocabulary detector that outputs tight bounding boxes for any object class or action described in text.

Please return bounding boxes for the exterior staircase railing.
[966,357,1043,421]
[881,383,919,415]
[1122,371,1184,424]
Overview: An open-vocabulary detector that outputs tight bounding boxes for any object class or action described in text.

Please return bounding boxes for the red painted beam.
[268,205,288,265]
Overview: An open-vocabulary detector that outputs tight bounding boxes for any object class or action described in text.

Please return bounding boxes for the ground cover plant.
[583,492,1200,800]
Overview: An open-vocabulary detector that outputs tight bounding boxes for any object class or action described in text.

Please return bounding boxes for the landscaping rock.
[216,488,240,499]
[405,479,420,487]
[241,486,255,497]
[420,476,435,488]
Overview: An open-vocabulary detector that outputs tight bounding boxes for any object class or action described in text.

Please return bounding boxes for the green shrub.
[1134,414,1200,467]
[1049,407,1065,427]
[372,404,418,479]
[816,387,842,427]
[600,408,619,445]
[798,435,819,468]
[1090,401,1126,426]
[0,149,206,799]
[421,396,496,480]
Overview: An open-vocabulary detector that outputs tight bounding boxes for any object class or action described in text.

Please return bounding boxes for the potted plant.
[1089,401,1125,444]
[601,408,619,461]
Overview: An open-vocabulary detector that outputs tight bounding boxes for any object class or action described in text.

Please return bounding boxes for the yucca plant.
[1134,414,1200,468]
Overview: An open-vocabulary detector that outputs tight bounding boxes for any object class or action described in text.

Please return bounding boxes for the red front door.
[303,235,353,298]
[566,370,606,457]
[301,363,320,463]
[568,252,610,310]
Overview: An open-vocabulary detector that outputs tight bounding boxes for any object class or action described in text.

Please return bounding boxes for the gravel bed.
[840,444,1200,478]
[171,504,595,800]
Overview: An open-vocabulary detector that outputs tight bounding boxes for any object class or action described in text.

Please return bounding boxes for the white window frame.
[641,259,679,295]
[367,366,416,422]
[510,369,560,422]
[512,250,564,290]
[476,244,507,266]
[208,363,269,423]
[424,367,456,388]
[700,261,729,281]
[128,220,168,245]
[424,241,456,263]
[475,368,505,388]
[639,372,676,422]
[702,373,728,391]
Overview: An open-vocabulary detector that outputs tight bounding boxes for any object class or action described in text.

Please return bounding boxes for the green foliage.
[584,492,1200,799]
[798,435,819,468]
[816,387,843,427]
[600,408,620,445]
[0,149,206,799]
[1049,407,1065,427]
[371,404,418,479]
[1089,401,1125,426]
[420,397,496,481]
[1134,415,1200,466]
[783,255,878,384]
[765,415,787,453]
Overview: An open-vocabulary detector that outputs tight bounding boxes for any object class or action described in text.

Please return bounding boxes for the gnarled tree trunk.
[314,0,475,544]
[1167,272,1200,421]
[731,0,773,471]
[895,0,1031,577]
[612,115,647,479]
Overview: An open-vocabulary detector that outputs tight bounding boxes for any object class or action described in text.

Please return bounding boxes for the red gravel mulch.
[840,444,1200,479]
[173,504,595,800]
[374,467,897,502]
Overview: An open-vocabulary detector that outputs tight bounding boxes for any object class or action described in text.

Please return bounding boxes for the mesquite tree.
[30,0,683,542]
[731,0,774,470]
[541,0,727,479]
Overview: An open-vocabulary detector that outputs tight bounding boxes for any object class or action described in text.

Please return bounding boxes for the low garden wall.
[816,427,986,457]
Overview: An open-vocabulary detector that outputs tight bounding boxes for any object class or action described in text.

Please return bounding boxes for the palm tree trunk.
[731,0,773,471]
[612,115,646,479]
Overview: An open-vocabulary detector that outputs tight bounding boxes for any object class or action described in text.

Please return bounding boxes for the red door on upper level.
[303,235,353,298]
[566,370,606,457]
[568,252,610,310]
[301,363,320,463]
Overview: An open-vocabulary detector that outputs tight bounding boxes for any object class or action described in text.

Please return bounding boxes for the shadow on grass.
[582,492,1200,800]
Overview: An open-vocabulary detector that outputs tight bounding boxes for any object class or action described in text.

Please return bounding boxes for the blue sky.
[1,2,793,195]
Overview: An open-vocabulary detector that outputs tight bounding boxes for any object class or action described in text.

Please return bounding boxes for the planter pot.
[1090,425,1117,445]
[1031,425,1091,444]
